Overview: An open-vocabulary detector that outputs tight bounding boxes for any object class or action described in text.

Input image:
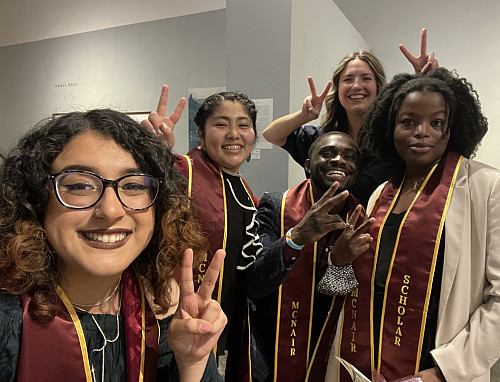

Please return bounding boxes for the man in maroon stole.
[247,132,361,382]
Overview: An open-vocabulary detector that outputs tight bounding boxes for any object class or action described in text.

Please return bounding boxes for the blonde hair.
[322,50,386,135]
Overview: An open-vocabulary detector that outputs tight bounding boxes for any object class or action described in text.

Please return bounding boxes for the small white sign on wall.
[253,98,273,150]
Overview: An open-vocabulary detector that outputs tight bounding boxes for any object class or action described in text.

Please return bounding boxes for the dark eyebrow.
[398,109,447,118]
[212,115,250,121]
[342,72,373,78]
[59,165,144,176]
[319,146,357,154]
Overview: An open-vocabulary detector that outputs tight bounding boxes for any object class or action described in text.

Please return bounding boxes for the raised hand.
[399,28,439,75]
[291,182,349,246]
[141,84,186,149]
[301,77,332,122]
[329,204,374,266]
[167,248,227,380]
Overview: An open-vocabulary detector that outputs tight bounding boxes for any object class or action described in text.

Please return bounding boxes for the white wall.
[288,0,370,188]
[0,0,225,47]
[334,0,500,171]
[1,0,499,186]
[0,11,227,156]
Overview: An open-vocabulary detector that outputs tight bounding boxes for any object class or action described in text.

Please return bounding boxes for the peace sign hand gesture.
[141,84,186,149]
[329,204,374,266]
[291,182,349,247]
[167,249,227,381]
[399,28,439,75]
[300,77,332,123]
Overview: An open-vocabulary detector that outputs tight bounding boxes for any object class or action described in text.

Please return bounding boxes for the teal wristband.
[285,228,305,250]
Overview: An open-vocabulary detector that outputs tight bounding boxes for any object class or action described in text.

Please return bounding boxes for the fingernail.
[199,322,212,333]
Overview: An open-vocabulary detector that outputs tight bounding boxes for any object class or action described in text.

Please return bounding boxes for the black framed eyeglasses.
[48,170,162,210]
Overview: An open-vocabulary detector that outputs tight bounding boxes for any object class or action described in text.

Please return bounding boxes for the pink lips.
[409,143,432,154]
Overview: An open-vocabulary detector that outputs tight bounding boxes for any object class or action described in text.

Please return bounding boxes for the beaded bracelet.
[285,227,305,250]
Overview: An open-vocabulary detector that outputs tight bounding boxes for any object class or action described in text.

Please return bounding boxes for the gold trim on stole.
[239,176,257,382]
[183,154,193,197]
[273,189,288,380]
[415,156,462,369]
[306,185,317,365]
[56,272,152,382]
[273,184,319,380]
[137,270,148,382]
[373,157,463,374]
[55,286,94,382]
[305,296,337,381]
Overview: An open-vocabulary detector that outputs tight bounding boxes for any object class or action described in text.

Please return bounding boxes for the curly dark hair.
[194,91,258,137]
[0,109,208,322]
[322,50,386,134]
[358,68,488,167]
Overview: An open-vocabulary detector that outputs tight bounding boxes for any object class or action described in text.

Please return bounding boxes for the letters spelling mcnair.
[290,301,299,356]
[198,253,209,284]
[348,274,411,353]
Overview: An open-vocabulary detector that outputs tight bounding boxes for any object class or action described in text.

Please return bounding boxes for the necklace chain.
[69,281,122,382]
[413,179,422,191]
[405,176,426,192]
[70,279,121,308]
[90,290,122,382]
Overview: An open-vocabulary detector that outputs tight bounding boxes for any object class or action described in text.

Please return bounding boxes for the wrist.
[286,228,305,250]
[177,355,209,382]
[297,109,313,125]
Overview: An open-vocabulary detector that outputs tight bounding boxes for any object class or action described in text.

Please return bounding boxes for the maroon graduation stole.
[174,147,257,299]
[273,179,356,381]
[17,269,159,382]
[337,152,462,381]
[174,147,256,369]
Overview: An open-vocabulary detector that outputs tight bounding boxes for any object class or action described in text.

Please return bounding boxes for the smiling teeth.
[84,232,127,243]
[223,145,242,150]
[349,95,365,99]
[328,170,346,176]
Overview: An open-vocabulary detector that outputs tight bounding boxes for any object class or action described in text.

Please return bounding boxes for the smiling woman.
[262,29,440,207]
[197,99,255,173]
[0,109,226,381]
[325,68,499,382]
[143,88,263,380]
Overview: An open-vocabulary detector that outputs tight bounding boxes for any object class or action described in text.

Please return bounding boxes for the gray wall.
[226,0,291,196]
[333,0,500,171]
[0,10,227,157]
[0,6,289,198]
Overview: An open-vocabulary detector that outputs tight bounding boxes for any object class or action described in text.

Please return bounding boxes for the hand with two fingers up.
[300,76,332,123]
[167,248,227,381]
[329,204,374,266]
[141,84,186,149]
[291,182,349,247]
[399,28,439,75]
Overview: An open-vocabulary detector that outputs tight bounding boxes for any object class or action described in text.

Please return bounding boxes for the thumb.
[161,124,175,149]
[174,317,213,335]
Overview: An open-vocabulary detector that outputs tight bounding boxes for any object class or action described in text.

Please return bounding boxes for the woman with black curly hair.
[323,68,500,381]
[143,88,267,380]
[0,109,226,381]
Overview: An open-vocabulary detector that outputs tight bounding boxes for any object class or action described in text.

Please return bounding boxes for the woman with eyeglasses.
[143,88,267,380]
[0,109,226,381]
